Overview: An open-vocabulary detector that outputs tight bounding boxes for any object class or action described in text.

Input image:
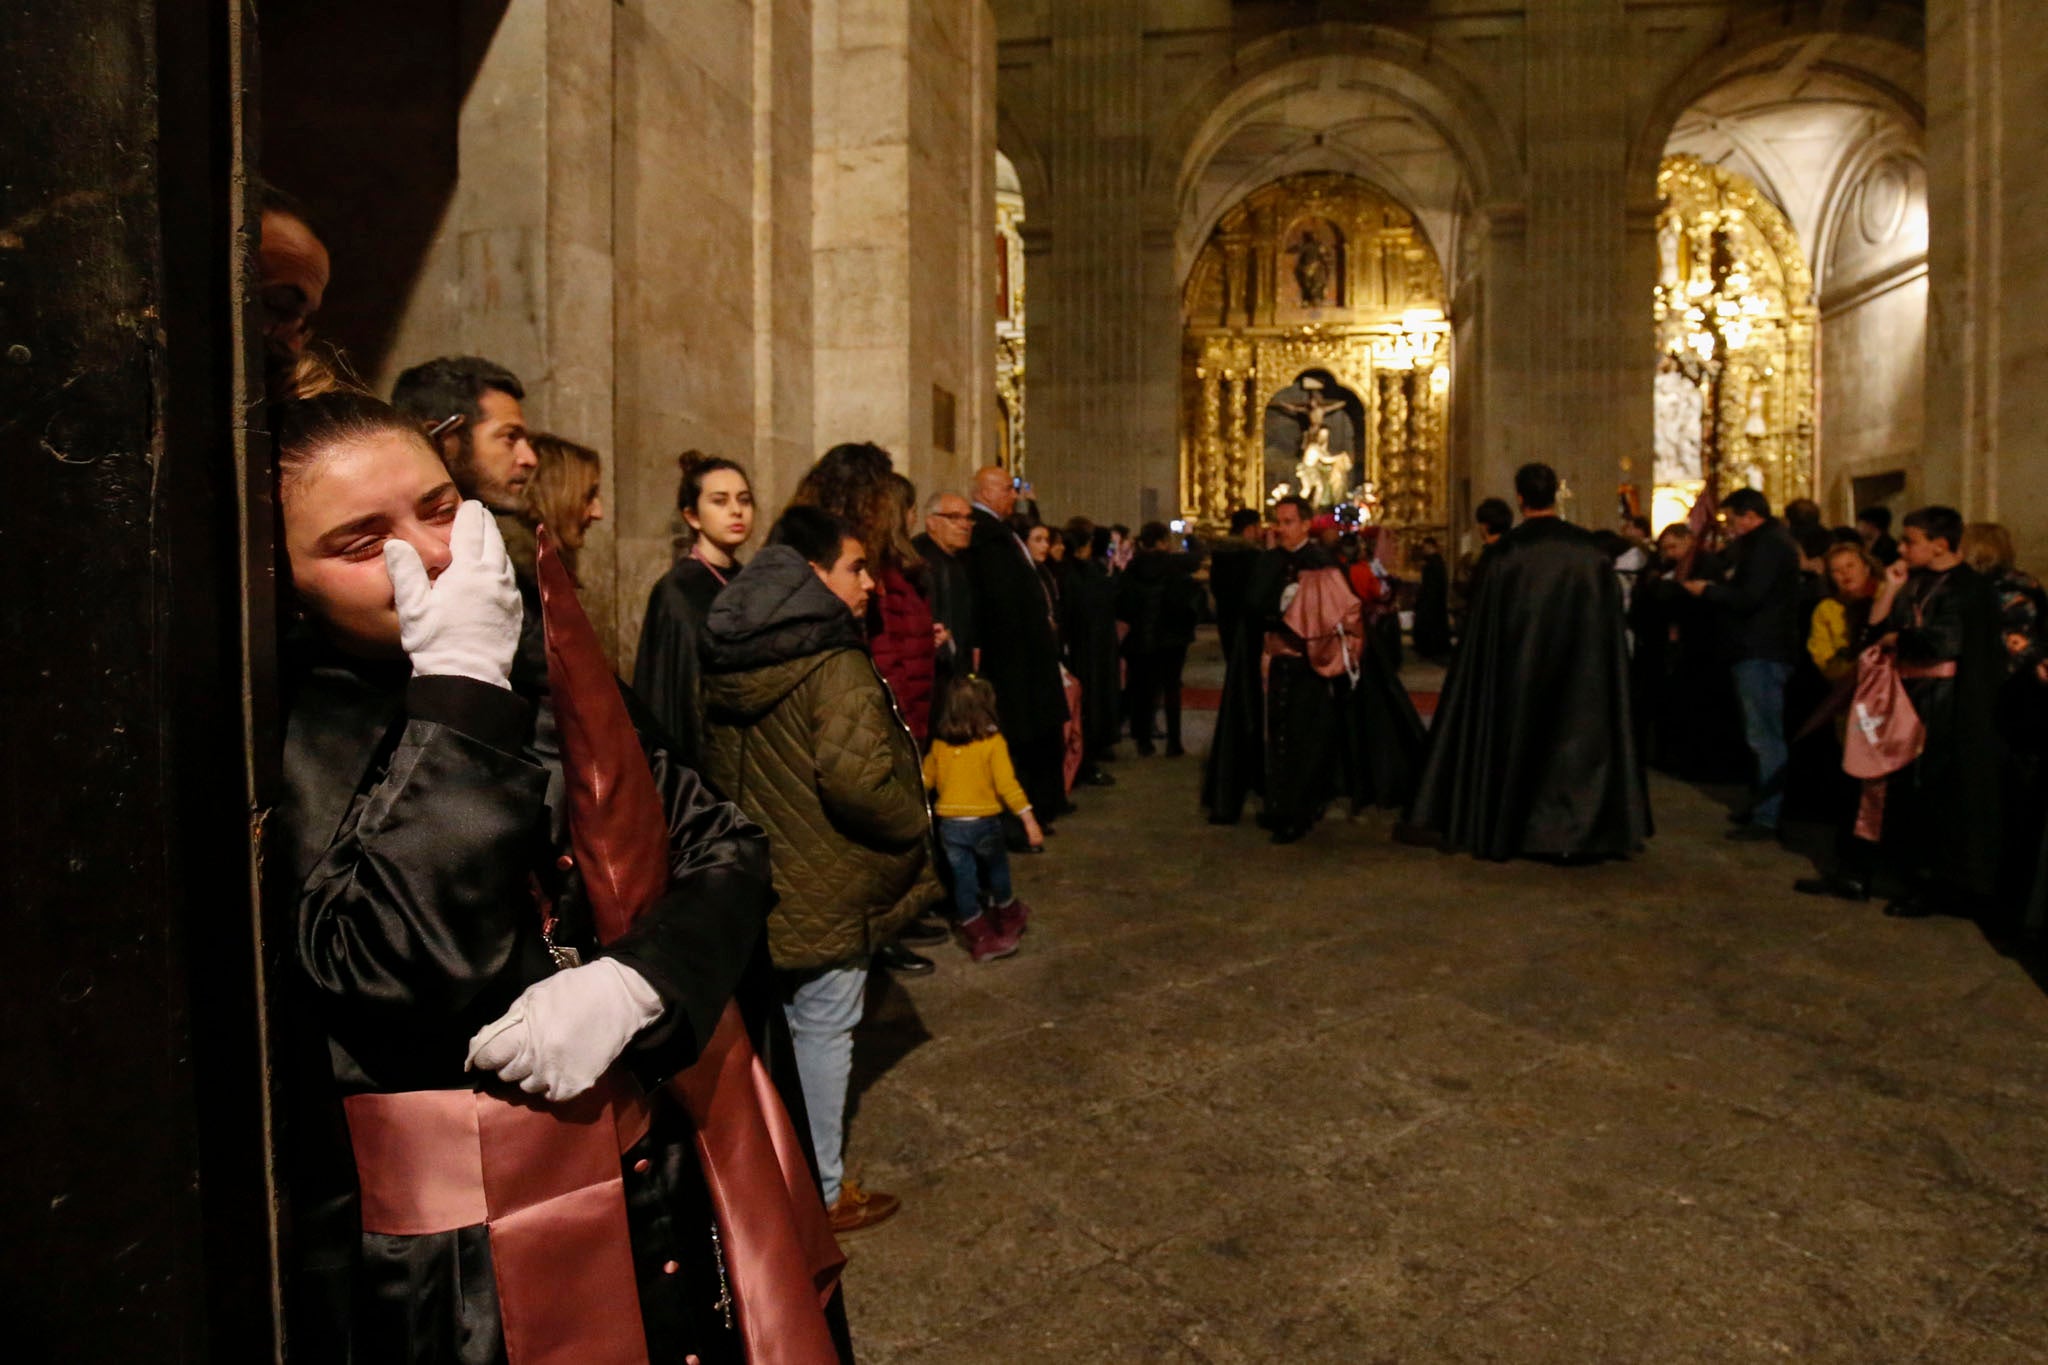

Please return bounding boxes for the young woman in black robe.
[634,454,757,766]
[269,381,841,1363]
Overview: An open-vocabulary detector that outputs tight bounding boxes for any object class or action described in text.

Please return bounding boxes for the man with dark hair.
[1513,462,1560,509]
[1411,535,1453,661]
[1456,496,1517,624]
[698,505,933,1233]
[1208,507,1266,654]
[1118,522,1202,757]
[392,356,545,694]
[1406,462,1650,860]
[1475,497,1514,543]
[391,355,537,514]
[1684,487,1802,840]
[1206,495,1425,842]
[1857,505,1899,565]
[1865,504,2005,917]
[256,181,330,361]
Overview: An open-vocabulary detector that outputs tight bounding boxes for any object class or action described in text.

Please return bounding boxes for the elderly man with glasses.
[913,491,979,712]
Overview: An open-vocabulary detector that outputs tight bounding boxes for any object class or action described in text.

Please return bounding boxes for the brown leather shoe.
[827,1178,901,1235]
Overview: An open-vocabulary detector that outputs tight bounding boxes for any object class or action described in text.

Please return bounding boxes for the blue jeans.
[781,960,868,1206]
[938,816,1013,921]
[1732,659,1792,829]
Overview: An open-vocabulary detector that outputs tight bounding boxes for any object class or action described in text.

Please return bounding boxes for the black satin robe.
[634,556,733,769]
[1203,543,1426,831]
[1875,564,2005,897]
[1407,516,1651,860]
[275,638,817,1365]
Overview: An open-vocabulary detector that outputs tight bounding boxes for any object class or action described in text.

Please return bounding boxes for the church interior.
[10,0,2048,1359]
[245,0,2042,673]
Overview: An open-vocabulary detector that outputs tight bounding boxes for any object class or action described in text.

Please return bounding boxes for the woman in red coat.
[788,449,937,743]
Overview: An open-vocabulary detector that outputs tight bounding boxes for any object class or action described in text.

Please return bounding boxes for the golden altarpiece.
[1180,172,1450,545]
[1650,155,1816,532]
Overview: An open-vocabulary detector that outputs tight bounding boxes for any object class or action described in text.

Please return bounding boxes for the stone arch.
[1148,23,1523,257]
[997,101,1050,216]
[1627,5,1925,212]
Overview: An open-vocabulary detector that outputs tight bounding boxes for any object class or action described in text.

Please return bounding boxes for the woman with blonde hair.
[520,432,604,579]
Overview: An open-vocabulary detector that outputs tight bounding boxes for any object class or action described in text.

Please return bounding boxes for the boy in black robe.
[1203,496,1426,842]
[1404,463,1650,861]
[1868,504,2006,918]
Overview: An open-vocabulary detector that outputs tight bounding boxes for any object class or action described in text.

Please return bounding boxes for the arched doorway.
[1180,171,1450,543]
[1650,154,1817,532]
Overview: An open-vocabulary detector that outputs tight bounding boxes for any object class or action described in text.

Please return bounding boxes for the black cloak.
[1412,550,1453,659]
[1877,563,2006,897]
[965,507,1068,813]
[1059,554,1123,758]
[1203,542,1427,833]
[274,637,845,1364]
[1406,516,1651,860]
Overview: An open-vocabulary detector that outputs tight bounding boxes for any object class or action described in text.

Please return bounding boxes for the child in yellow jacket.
[922,677,1040,961]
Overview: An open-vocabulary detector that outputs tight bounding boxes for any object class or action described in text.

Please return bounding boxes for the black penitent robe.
[966,508,1069,810]
[1407,516,1650,860]
[275,638,830,1365]
[1412,552,1452,659]
[1878,563,2006,896]
[1059,555,1123,758]
[1203,543,1427,831]
[634,555,732,769]
[1628,553,1749,782]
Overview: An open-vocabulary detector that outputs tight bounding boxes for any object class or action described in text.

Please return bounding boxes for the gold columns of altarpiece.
[1181,172,1450,545]
[1651,155,1816,528]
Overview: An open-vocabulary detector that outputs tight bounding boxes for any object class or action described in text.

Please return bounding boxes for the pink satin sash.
[343,1079,653,1365]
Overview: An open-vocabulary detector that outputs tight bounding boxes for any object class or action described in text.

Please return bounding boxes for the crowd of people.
[253,190,2048,1365]
[1617,493,2048,930]
[256,191,1233,1362]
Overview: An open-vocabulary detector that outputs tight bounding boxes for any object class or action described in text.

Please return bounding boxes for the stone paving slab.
[838,641,2048,1362]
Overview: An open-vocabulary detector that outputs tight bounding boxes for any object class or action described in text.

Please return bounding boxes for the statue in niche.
[1268,383,1348,438]
[1658,219,1683,289]
[1267,377,1358,506]
[1653,354,1705,487]
[1743,381,1768,438]
[1295,425,1354,511]
[1288,223,1339,306]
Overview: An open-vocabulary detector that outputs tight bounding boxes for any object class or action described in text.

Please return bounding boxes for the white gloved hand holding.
[384,500,524,689]
[465,958,666,1102]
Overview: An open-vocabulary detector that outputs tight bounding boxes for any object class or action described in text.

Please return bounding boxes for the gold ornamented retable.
[1180,171,1450,553]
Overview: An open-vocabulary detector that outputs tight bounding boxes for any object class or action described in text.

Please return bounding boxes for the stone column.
[1032,0,1164,521]
[1520,0,1641,520]
[376,0,623,648]
[1926,0,2047,563]
[813,0,995,498]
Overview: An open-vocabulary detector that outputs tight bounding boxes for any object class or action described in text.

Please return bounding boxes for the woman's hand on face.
[383,500,524,689]
[1883,559,1910,590]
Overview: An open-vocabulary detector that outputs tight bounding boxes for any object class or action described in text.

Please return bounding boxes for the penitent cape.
[1406,516,1651,860]
[1203,542,1426,828]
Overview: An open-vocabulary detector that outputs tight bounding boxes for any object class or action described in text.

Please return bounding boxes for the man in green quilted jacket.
[699,504,938,1235]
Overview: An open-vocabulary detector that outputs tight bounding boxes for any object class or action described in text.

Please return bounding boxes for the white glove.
[384,500,523,689]
[465,958,666,1102]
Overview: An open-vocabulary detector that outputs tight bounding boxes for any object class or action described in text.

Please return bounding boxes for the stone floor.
[839,636,2048,1363]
